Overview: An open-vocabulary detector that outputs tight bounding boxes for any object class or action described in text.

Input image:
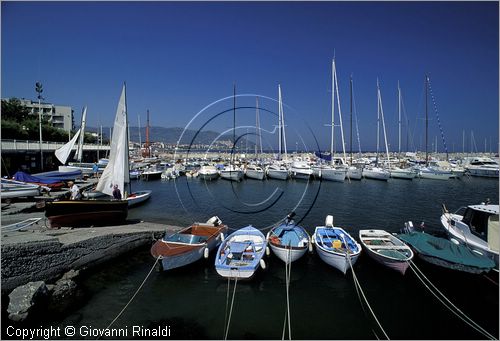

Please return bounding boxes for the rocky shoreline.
[1,214,182,324]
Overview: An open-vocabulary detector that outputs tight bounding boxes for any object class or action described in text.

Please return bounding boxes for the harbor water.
[42,176,499,339]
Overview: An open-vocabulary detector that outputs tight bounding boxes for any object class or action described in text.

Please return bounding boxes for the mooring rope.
[224,277,238,340]
[100,256,161,338]
[223,277,231,338]
[408,260,495,340]
[281,245,292,340]
[342,235,389,340]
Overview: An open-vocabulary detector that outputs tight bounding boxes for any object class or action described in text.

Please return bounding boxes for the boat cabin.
[456,205,499,249]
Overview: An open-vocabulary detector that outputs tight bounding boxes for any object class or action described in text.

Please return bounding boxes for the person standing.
[112,184,122,200]
[92,162,99,178]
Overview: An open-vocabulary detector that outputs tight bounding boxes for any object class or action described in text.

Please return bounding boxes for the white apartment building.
[5,98,73,131]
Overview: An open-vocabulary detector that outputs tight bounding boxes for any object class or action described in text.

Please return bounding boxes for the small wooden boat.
[313,215,361,274]
[215,225,267,280]
[151,216,228,271]
[398,222,496,274]
[358,229,413,275]
[266,213,311,264]
[45,200,128,228]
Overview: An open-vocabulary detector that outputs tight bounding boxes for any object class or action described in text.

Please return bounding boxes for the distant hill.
[85,126,253,147]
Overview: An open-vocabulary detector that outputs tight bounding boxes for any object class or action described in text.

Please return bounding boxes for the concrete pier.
[1,218,182,291]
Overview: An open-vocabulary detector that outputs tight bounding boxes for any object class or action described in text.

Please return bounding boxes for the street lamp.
[35,81,44,171]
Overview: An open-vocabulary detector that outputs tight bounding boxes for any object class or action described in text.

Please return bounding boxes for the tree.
[1,98,31,122]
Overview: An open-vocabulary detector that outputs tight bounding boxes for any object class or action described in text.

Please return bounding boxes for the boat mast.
[278,84,282,160]
[425,74,428,166]
[376,79,380,166]
[398,81,401,156]
[378,82,391,166]
[124,82,131,196]
[350,74,353,165]
[145,109,150,158]
[255,97,263,159]
[232,83,236,166]
[333,58,347,165]
[331,59,335,164]
[138,115,142,152]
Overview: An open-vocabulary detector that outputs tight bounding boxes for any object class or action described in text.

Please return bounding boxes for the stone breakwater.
[1,220,181,291]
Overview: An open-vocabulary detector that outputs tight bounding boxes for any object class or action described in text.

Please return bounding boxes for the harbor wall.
[1,222,177,291]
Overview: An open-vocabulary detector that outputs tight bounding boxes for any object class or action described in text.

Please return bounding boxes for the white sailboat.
[363,80,390,181]
[417,75,452,181]
[317,57,347,182]
[267,84,290,180]
[390,83,416,180]
[96,84,152,206]
[245,98,265,180]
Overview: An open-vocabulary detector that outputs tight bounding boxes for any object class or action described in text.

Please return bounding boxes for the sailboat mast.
[333,58,347,164]
[425,75,428,166]
[350,74,353,165]
[124,82,131,195]
[145,109,150,158]
[378,83,391,166]
[278,85,282,160]
[138,115,142,151]
[232,83,236,166]
[376,79,380,166]
[281,87,288,160]
[331,59,335,164]
[398,81,401,156]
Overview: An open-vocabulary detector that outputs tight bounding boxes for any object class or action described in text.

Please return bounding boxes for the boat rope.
[223,277,231,338]
[281,245,292,340]
[482,273,499,286]
[224,277,238,340]
[100,256,160,339]
[343,235,389,340]
[408,260,495,339]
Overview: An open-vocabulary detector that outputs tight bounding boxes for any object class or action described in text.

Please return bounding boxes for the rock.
[47,278,80,315]
[61,269,79,281]
[7,281,48,322]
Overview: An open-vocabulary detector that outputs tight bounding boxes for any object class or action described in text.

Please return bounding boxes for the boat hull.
[220,170,244,182]
[45,200,128,228]
[267,169,288,180]
[290,169,312,180]
[466,167,499,178]
[269,243,307,263]
[321,168,346,182]
[127,190,152,207]
[141,171,163,181]
[346,167,362,180]
[151,221,227,271]
[313,226,361,274]
[245,170,265,180]
[315,244,360,274]
[198,172,219,181]
[390,169,416,180]
[362,168,390,181]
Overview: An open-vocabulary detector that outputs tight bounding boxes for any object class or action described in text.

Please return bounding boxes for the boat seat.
[370,245,408,250]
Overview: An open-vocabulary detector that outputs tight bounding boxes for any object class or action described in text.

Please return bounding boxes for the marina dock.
[1,217,180,291]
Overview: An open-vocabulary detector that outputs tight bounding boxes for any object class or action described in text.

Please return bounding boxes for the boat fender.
[204,247,209,259]
[220,233,225,242]
[260,259,267,270]
[265,246,271,256]
[308,242,314,253]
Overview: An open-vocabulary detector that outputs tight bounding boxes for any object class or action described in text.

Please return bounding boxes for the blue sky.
[2,1,498,153]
